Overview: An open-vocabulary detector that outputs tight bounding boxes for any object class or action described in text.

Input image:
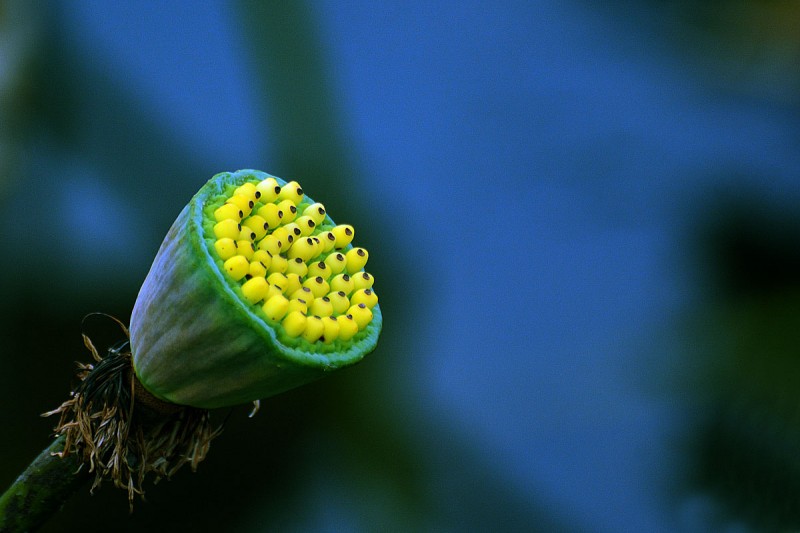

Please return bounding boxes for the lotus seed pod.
[130,170,381,408]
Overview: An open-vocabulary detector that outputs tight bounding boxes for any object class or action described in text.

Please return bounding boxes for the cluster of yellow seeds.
[209,177,377,345]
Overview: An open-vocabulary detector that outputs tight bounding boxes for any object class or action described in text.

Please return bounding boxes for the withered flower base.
[45,316,221,506]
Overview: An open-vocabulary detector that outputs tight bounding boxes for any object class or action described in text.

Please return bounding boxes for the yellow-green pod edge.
[130,170,382,409]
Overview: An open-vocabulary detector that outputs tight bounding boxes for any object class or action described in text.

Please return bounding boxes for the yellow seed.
[257,234,281,255]
[282,311,307,337]
[238,227,257,241]
[282,222,301,239]
[223,255,249,281]
[303,202,327,224]
[309,296,333,317]
[303,276,330,299]
[242,215,269,241]
[276,200,298,223]
[351,288,378,309]
[318,230,337,253]
[302,315,325,343]
[268,254,288,274]
[327,291,350,315]
[348,303,373,330]
[345,247,369,274]
[235,240,255,260]
[214,238,237,260]
[267,272,288,288]
[307,261,331,280]
[213,219,241,240]
[287,298,308,315]
[262,294,289,321]
[249,260,268,278]
[285,257,309,277]
[255,177,281,202]
[352,272,375,291]
[241,276,269,304]
[256,203,284,229]
[270,227,294,252]
[294,215,317,236]
[290,286,314,302]
[226,194,255,217]
[332,224,354,248]
[283,272,303,294]
[252,250,272,270]
[287,237,317,262]
[234,182,260,200]
[310,236,324,260]
[336,314,358,341]
[214,203,243,222]
[330,273,354,295]
[264,282,283,302]
[323,252,346,275]
[321,316,340,343]
[277,181,304,204]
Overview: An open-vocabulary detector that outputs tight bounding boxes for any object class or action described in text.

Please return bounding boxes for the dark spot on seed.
[287,235,294,243]
[320,336,325,341]
[276,241,282,248]
[254,191,261,199]
[238,210,243,218]
[318,207,325,215]
[338,291,345,297]
[317,262,326,269]
[322,296,330,302]
[307,237,314,245]
[362,273,370,279]
[293,228,301,235]
[296,188,303,195]
[365,289,372,295]
[315,276,323,283]
[290,205,297,214]
[327,233,336,241]
[346,314,353,319]
[245,274,253,279]
[259,262,267,269]
[294,258,303,263]
[237,224,242,230]
[358,303,366,309]
[233,241,239,248]
[345,227,352,235]
[308,220,315,228]
[248,201,254,208]
[343,274,350,281]
[274,186,281,194]
[303,287,311,293]
[249,243,255,250]
[357,248,365,256]
[336,253,344,261]
[277,210,284,218]
[298,299,306,304]
[263,223,268,229]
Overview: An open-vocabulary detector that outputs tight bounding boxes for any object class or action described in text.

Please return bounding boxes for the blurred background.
[2,1,800,531]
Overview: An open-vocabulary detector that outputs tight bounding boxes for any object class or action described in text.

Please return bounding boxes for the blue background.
[3,1,800,531]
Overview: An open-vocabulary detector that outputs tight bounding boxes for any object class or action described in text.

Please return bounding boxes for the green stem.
[0,436,89,532]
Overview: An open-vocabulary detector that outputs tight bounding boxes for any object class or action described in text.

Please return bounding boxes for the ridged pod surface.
[130,170,382,408]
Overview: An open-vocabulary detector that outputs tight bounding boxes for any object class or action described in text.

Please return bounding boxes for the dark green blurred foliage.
[683,196,800,530]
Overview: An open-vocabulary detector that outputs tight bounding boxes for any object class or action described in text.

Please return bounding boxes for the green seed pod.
[130,170,382,409]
